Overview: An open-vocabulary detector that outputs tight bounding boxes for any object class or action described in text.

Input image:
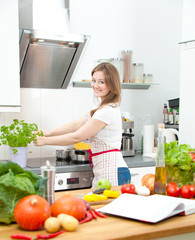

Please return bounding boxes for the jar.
[121,50,133,83]
[111,58,124,82]
[143,74,153,83]
[97,58,112,64]
[132,63,144,83]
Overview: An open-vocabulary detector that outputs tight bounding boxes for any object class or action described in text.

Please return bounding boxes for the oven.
[25,156,94,191]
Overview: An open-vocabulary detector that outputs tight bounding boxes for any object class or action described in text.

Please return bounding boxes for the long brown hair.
[90,62,121,117]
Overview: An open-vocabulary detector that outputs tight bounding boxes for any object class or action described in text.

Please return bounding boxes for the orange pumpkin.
[14,195,51,230]
[51,194,86,220]
[141,173,155,194]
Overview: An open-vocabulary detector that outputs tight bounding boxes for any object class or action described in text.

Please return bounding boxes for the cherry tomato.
[189,184,195,197]
[121,184,136,194]
[180,185,194,199]
[166,184,180,197]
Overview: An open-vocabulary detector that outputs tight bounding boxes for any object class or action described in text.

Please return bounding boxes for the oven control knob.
[58,179,63,185]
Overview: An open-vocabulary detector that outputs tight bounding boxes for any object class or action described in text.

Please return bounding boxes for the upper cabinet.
[0,0,20,112]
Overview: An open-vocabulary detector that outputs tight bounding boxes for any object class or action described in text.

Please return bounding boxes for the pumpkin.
[141,173,155,194]
[51,194,86,220]
[14,195,51,230]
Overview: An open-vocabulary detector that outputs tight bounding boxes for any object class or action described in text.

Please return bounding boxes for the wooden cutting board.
[74,194,116,205]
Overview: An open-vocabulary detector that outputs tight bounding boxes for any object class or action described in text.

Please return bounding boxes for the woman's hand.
[35,130,49,137]
[34,136,46,146]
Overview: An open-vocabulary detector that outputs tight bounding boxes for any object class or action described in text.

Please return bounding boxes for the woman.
[34,62,131,187]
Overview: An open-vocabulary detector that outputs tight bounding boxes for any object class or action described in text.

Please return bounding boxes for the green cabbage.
[0,161,47,224]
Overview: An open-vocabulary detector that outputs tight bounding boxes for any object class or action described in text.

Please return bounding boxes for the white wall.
[0,0,182,160]
[179,0,195,147]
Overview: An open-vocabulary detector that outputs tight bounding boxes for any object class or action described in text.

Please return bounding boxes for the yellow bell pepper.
[103,190,120,198]
[83,194,107,202]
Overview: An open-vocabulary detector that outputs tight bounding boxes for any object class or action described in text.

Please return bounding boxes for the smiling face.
[91,71,110,100]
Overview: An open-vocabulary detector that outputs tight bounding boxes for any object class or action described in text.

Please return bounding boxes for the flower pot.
[9,147,28,168]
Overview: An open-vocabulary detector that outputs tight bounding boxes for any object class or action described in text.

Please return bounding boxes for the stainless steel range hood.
[19,0,88,89]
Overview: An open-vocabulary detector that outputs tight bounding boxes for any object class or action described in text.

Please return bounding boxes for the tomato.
[14,195,51,230]
[141,173,155,194]
[189,184,195,197]
[167,182,177,186]
[188,151,195,161]
[166,184,180,197]
[180,185,194,199]
[51,194,86,220]
[121,184,135,194]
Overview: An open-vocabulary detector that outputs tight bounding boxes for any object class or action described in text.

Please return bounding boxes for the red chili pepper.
[35,230,66,239]
[11,234,32,240]
[90,210,97,219]
[79,211,93,224]
[94,210,108,218]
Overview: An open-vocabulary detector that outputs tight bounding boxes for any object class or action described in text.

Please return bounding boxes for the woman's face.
[91,71,110,100]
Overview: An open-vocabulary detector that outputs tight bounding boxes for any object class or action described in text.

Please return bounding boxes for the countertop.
[0,187,194,240]
[24,152,156,175]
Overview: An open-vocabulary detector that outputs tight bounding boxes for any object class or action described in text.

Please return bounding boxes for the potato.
[44,217,61,233]
[57,213,79,231]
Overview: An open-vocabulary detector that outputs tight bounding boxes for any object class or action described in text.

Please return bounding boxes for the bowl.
[165,163,195,187]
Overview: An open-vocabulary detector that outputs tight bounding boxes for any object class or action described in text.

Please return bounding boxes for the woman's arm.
[34,118,106,146]
[42,115,87,137]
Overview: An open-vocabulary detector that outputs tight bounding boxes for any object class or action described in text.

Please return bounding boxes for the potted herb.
[0,119,43,167]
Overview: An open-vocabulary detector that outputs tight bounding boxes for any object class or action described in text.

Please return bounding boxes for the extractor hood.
[19,0,88,89]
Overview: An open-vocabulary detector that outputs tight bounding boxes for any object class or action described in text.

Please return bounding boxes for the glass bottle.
[168,108,174,125]
[175,108,179,125]
[163,104,169,124]
[154,123,167,195]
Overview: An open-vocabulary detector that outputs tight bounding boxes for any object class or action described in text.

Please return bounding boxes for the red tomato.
[121,184,136,194]
[180,185,194,199]
[141,173,155,194]
[167,182,177,186]
[189,184,195,197]
[188,151,195,161]
[51,194,86,220]
[14,195,51,230]
[166,184,180,197]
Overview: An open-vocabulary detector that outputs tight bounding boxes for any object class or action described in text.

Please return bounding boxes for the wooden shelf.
[72,81,160,89]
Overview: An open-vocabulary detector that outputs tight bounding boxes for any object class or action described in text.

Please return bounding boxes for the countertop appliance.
[121,121,135,157]
[19,0,89,89]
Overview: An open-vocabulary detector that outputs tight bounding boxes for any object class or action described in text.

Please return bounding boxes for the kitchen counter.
[0,187,194,240]
[24,152,156,175]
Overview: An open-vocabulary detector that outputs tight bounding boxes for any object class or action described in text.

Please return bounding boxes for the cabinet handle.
[0,105,21,107]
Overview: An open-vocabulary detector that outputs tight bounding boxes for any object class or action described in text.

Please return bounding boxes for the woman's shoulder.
[102,103,120,109]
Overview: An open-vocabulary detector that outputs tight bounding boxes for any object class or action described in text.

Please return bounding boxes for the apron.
[89,136,131,188]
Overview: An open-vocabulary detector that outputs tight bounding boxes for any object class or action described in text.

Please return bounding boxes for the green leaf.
[0,119,40,150]
[0,162,47,224]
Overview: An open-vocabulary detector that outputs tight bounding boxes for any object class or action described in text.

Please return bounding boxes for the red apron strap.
[88,149,120,168]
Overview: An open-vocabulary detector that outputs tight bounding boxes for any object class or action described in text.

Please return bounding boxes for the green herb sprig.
[0,119,43,153]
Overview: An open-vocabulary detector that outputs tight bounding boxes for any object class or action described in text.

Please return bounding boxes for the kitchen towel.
[143,125,154,154]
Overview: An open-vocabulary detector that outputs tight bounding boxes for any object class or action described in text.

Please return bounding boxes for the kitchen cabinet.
[73,81,159,90]
[129,166,155,185]
[0,0,20,112]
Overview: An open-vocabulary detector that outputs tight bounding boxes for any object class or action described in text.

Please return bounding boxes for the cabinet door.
[130,167,155,185]
[0,0,20,112]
